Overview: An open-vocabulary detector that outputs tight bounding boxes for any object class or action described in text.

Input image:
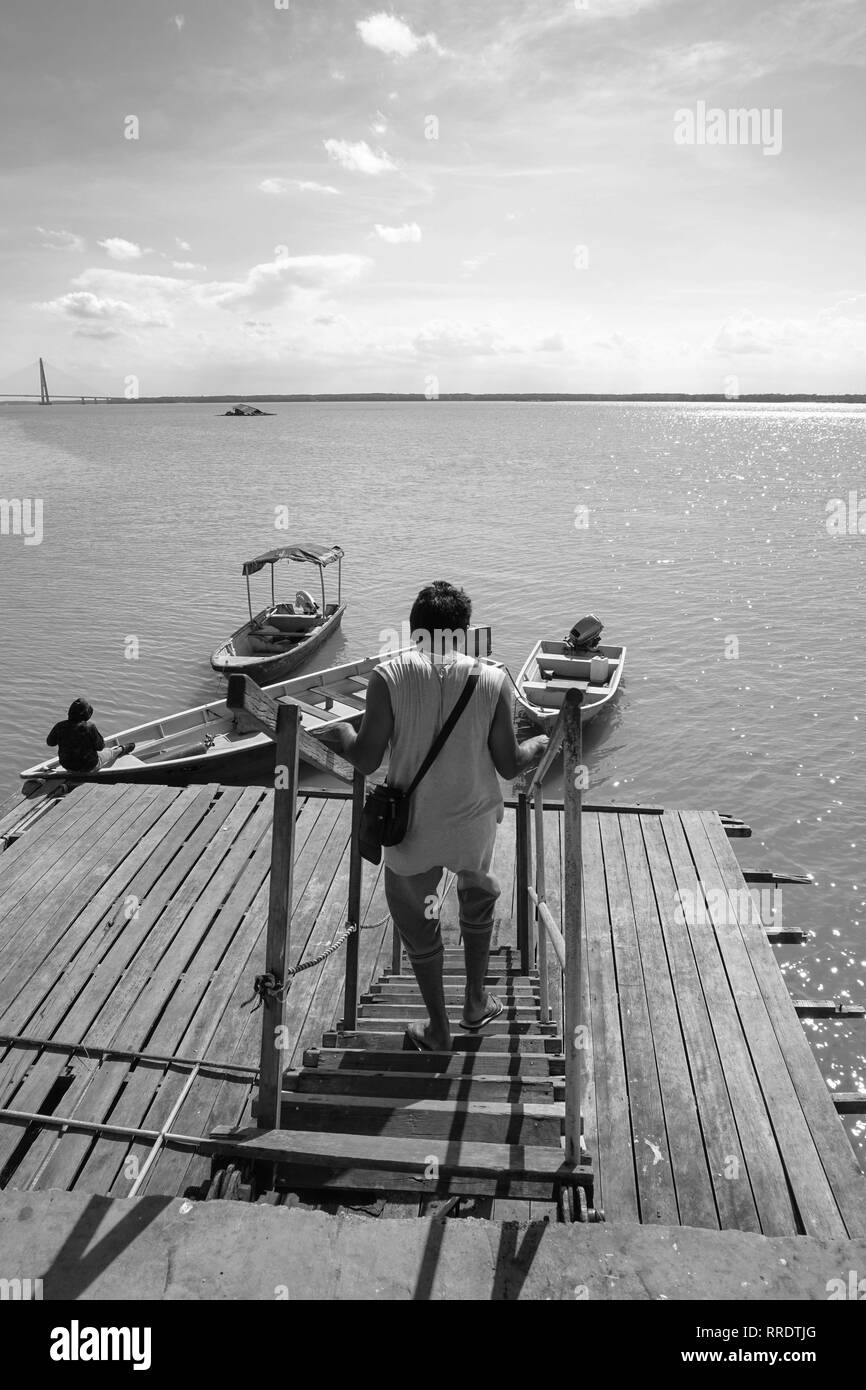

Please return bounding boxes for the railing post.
[533,787,550,1024]
[258,699,300,1131]
[562,691,584,1164]
[342,769,365,1031]
[516,792,530,975]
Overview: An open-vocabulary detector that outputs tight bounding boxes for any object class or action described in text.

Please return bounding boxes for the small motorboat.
[211,540,346,684]
[515,615,625,730]
[19,653,388,791]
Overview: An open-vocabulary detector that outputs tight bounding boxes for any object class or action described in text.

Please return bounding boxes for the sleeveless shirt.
[375,651,506,875]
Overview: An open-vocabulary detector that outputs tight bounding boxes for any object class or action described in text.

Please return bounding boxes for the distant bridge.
[0,359,112,403]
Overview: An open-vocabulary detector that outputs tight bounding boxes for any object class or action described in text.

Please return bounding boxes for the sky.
[1,0,865,395]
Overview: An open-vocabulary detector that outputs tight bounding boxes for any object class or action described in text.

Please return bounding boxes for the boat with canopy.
[211,540,346,684]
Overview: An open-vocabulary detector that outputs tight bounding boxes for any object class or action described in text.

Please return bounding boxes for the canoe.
[20,626,496,792]
[211,539,346,684]
[514,639,626,730]
[19,653,387,791]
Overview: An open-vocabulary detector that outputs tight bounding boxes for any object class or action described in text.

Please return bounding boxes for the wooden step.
[209,1125,591,1194]
[382,971,538,982]
[306,1047,565,1076]
[285,1068,564,1102]
[366,987,540,1003]
[352,1017,556,1036]
[357,1004,542,1022]
[322,1030,563,1054]
[243,1163,571,1201]
[258,1092,565,1145]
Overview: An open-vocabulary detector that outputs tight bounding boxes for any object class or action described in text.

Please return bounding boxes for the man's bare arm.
[487,684,548,779]
[314,670,393,776]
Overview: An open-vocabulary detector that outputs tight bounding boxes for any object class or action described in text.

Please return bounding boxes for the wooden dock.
[0,779,864,1233]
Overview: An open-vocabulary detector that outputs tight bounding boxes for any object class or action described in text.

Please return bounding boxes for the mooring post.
[342,769,365,1031]
[562,690,584,1164]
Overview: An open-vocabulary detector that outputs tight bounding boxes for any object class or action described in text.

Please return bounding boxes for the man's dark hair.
[410,581,472,643]
[67,698,93,723]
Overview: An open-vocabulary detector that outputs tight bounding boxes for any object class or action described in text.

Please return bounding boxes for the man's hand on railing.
[515,734,549,772]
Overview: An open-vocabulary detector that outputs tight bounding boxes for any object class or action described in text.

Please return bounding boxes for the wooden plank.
[694,811,866,1238]
[8,789,269,1186]
[515,795,530,973]
[283,1069,561,1102]
[209,1125,591,1186]
[681,811,849,1241]
[597,813,678,1223]
[639,816,758,1231]
[311,1047,563,1076]
[267,1092,565,1145]
[253,1165,571,1202]
[581,813,639,1221]
[659,812,798,1235]
[617,814,718,1228]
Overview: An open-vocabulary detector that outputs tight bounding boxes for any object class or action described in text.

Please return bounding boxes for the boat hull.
[210,603,346,684]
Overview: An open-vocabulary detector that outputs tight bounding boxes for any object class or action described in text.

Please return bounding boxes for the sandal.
[459,994,503,1032]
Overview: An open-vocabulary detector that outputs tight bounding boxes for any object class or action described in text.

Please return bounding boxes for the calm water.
[1,400,864,1153]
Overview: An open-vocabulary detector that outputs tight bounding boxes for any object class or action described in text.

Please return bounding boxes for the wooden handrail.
[518,687,584,1167]
[227,676,301,1130]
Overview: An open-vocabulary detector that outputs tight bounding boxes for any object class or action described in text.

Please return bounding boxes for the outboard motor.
[564,614,604,651]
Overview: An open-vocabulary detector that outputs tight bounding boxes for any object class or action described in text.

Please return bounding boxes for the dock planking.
[0,780,863,1235]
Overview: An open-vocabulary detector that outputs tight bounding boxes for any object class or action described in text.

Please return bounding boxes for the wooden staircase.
[210,947,596,1217]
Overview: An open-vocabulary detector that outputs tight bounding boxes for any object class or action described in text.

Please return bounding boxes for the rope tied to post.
[243,908,393,1010]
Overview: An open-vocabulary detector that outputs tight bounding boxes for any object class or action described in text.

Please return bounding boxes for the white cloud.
[370,110,389,136]
[172,260,207,271]
[39,289,170,336]
[460,252,494,276]
[211,253,371,310]
[259,177,340,195]
[324,138,398,175]
[710,311,804,356]
[176,238,191,251]
[98,237,144,262]
[173,14,185,31]
[374,222,421,244]
[36,227,85,252]
[357,13,445,59]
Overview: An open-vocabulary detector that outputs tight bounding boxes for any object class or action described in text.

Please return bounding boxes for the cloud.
[98,237,144,262]
[39,289,170,336]
[460,252,495,276]
[374,222,421,244]
[172,260,207,271]
[173,14,185,31]
[36,227,85,252]
[710,311,804,356]
[259,178,340,195]
[324,138,398,175]
[370,110,389,136]
[211,252,371,310]
[176,238,191,251]
[413,320,511,359]
[356,13,445,59]
[537,332,565,352]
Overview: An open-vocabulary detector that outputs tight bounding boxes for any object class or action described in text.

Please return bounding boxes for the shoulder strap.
[405,666,481,797]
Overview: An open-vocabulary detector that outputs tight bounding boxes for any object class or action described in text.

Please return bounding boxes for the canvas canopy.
[242,542,343,576]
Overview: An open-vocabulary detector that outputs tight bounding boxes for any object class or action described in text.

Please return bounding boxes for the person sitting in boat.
[47,698,134,773]
[317,580,549,1053]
